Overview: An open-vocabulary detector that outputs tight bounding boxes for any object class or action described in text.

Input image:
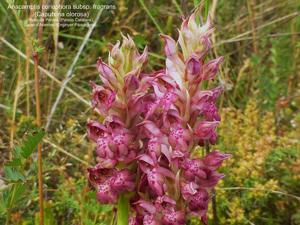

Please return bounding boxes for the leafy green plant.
[0,129,45,225]
[256,37,294,110]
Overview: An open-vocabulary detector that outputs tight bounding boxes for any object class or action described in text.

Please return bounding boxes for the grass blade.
[138,0,163,33]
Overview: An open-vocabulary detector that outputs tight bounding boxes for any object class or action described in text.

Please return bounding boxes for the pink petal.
[186,55,201,77]
[147,170,164,196]
[96,180,118,204]
[135,200,157,214]
[202,56,224,80]
[203,150,231,170]
[194,121,220,140]
[87,120,108,142]
[137,46,148,65]
[160,145,171,163]
[138,120,163,137]
[97,58,117,88]
[155,167,175,179]
[160,34,177,57]
[138,154,156,166]
[162,209,185,225]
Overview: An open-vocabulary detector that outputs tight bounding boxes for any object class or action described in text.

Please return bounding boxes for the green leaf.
[4,183,26,209]
[117,194,129,225]
[6,158,22,167]
[13,146,22,158]
[4,167,25,181]
[0,191,7,215]
[20,130,45,159]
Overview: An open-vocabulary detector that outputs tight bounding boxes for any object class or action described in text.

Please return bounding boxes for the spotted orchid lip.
[87,12,229,225]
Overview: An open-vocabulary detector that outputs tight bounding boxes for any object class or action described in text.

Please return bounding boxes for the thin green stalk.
[172,0,183,16]
[247,0,258,54]
[193,0,202,24]
[44,139,90,166]
[117,194,129,225]
[205,0,210,18]
[34,2,46,223]
[110,210,116,225]
[138,0,163,33]
[194,0,210,21]
[33,51,44,225]
[194,0,201,7]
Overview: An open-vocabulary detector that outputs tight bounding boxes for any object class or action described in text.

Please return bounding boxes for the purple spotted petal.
[203,150,231,170]
[96,136,114,159]
[181,181,199,201]
[201,102,221,121]
[87,120,108,142]
[129,216,139,225]
[91,82,116,115]
[162,208,185,225]
[146,169,165,196]
[96,180,118,204]
[182,159,207,180]
[194,120,220,140]
[143,214,160,225]
[187,188,209,215]
[111,169,135,192]
[169,125,191,151]
[146,138,162,161]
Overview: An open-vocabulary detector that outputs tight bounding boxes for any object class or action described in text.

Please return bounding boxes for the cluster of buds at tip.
[87,13,230,225]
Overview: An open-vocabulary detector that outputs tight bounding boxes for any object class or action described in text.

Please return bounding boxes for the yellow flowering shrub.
[214,99,300,225]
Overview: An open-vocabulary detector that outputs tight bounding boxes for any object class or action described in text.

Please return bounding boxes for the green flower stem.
[117,194,129,225]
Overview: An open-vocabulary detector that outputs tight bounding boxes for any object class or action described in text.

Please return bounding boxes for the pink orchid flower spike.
[87,12,230,225]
